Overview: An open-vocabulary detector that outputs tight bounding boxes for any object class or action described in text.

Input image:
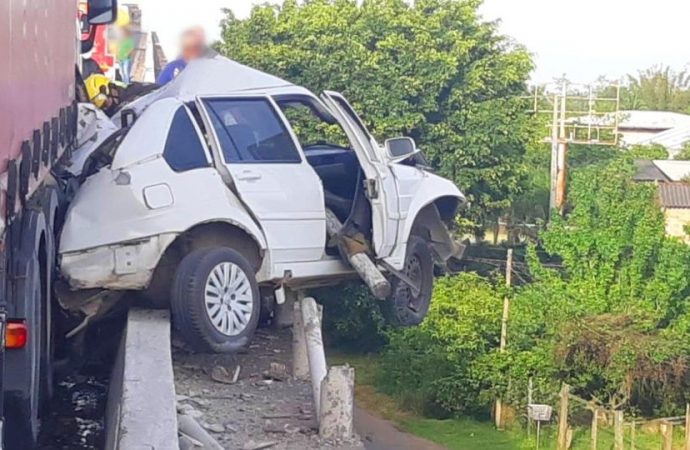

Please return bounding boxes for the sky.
[131,0,690,83]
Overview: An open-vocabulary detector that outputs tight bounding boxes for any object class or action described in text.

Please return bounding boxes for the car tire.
[383,235,434,327]
[171,247,260,353]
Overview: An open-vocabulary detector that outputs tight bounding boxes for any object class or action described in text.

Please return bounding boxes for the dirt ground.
[172,327,364,450]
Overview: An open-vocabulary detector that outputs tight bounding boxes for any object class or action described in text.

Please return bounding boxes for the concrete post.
[292,296,310,380]
[301,297,328,418]
[319,365,355,440]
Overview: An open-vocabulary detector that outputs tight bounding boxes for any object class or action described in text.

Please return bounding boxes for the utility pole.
[549,79,569,215]
[535,77,620,219]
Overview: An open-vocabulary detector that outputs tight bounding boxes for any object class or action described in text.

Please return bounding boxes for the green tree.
[506,159,690,413]
[217,0,539,228]
[622,65,690,113]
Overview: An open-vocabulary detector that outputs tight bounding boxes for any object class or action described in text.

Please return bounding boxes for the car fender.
[384,170,465,270]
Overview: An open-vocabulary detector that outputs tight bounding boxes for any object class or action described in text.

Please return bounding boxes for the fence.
[548,384,690,450]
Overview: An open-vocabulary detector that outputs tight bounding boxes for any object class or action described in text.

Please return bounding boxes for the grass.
[328,352,525,450]
[328,352,681,450]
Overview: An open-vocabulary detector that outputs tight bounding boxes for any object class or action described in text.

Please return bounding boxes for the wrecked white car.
[58,57,466,352]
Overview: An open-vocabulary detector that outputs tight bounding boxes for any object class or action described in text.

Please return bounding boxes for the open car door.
[320,91,399,257]
[196,94,326,265]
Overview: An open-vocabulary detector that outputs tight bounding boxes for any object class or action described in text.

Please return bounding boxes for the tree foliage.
[217,0,539,226]
[622,66,690,113]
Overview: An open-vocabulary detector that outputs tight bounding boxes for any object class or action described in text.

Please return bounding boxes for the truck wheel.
[171,247,260,353]
[383,236,434,327]
[4,249,45,448]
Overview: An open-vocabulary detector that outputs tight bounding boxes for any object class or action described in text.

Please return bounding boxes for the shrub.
[312,282,388,352]
[377,273,503,417]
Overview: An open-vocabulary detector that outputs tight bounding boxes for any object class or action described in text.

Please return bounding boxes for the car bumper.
[60,234,177,290]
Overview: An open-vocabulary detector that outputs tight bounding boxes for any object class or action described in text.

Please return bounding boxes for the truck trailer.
[0,0,116,447]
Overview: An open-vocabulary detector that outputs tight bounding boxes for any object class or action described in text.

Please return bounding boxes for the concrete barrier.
[105,309,179,450]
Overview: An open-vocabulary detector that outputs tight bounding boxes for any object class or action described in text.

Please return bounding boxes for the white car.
[59,57,466,352]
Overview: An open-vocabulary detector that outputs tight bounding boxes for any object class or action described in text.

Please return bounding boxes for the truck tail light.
[6,321,28,349]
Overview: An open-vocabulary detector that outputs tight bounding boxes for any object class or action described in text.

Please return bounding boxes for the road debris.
[173,328,364,449]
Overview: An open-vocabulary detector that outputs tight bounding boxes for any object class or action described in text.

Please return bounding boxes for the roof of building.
[618,111,690,130]
[571,110,690,130]
[640,124,690,154]
[633,160,669,182]
[634,160,690,183]
[659,182,690,208]
[650,160,690,181]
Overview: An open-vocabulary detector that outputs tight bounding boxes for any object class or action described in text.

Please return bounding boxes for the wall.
[664,208,690,243]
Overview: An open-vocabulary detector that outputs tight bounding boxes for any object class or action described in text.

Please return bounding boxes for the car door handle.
[236,170,262,181]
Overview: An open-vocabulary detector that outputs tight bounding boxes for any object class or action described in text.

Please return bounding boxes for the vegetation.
[223,0,690,443]
[622,66,690,113]
[320,156,690,422]
[217,0,541,230]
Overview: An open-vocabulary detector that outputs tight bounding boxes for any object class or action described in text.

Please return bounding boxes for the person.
[117,27,135,84]
[114,6,134,84]
[157,26,213,86]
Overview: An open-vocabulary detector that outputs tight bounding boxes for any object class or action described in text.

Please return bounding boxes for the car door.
[196,95,326,264]
[320,91,399,257]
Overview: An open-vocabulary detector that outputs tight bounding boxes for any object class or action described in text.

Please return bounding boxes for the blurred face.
[180,28,206,62]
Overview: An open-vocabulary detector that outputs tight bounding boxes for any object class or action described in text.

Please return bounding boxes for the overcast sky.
[131,0,690,83]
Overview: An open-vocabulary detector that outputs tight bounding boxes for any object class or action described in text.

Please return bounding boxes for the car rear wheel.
[383,235,434,327]
[171,247,260,353]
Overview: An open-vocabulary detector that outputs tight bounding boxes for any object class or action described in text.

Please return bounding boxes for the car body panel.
[195,94,327,264]
[383,167,466,269]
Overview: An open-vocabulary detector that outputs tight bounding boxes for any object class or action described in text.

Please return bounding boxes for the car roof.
[118,56,314,120]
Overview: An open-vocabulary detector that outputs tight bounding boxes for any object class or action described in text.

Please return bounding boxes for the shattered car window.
[163,107,210,172]
[204,98,302,164]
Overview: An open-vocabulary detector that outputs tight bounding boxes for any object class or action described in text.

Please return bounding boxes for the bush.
[377,273,503,417]
[312,282,388,352]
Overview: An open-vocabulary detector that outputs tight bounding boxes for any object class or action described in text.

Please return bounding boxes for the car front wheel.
[383,235,434,327]
[171,247,260,353]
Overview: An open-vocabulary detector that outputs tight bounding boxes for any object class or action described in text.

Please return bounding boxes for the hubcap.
[204,262,253,336]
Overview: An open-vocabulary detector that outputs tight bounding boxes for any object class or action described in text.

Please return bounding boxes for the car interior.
[275,96,364,223]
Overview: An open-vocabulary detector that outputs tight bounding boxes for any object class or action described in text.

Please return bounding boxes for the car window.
[163,107,210,172]
[204,98,301,164]
[277,101,350,150]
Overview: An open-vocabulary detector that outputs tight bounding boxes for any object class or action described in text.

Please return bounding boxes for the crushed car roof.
[120,56,311,117]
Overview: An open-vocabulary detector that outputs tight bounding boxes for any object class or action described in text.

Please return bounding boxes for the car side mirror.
[87,0,118,25]
[384,137,418,162]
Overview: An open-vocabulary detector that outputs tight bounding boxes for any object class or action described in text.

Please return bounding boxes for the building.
[572,111,690,157]
[634,160,690,242]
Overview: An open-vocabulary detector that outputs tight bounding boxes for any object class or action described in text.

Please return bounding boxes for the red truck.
[0,0,116,447]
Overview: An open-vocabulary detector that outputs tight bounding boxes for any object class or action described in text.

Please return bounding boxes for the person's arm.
[157,63,175,85]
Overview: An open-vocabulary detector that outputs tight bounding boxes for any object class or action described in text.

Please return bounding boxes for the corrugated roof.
[659,183,690,208]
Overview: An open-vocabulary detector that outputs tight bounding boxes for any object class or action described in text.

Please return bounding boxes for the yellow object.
[116,6,131,27]
[85,74,111,108]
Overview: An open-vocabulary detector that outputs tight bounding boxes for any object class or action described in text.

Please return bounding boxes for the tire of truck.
[4,209,51,449]
[382,235,434,327]
[171,247,260,353]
